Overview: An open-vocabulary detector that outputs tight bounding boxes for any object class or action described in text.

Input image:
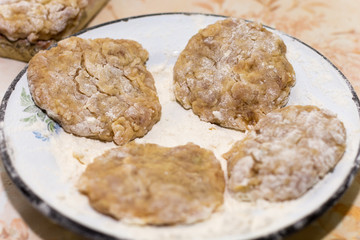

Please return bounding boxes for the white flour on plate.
[47,62,296,239]
[44,44,358,240]
[2,14,359,240]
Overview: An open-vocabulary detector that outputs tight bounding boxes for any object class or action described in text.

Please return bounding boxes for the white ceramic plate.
[1,13,360,240]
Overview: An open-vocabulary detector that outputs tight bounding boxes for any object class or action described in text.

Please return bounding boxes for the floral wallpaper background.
[1,0,360,239]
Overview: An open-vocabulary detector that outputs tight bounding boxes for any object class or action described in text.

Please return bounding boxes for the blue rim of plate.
[1,12,360,240]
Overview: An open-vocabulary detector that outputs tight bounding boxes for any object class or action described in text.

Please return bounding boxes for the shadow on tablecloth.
[287,172,360,240]
[0,160,88,240]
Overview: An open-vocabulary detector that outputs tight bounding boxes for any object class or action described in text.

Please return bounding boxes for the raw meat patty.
[27,37,161,145]
[174,18,295,130]
[78,142,225,225]
[223,105,346,201]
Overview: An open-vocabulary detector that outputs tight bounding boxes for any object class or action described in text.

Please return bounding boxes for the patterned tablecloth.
[0,0,359,239]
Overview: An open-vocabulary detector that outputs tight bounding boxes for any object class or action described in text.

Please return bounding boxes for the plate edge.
[0,12,359,240]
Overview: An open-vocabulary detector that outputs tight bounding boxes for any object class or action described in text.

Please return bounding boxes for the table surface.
[1,0,360,239]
